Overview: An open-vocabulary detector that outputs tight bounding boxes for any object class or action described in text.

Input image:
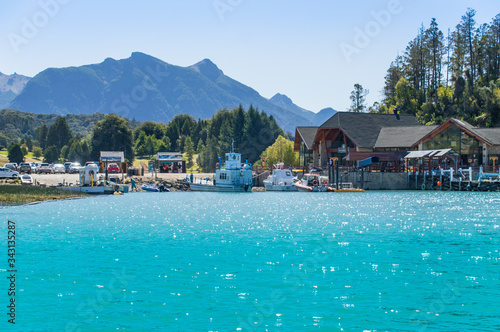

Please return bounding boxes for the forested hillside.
[1,105,284,172]
[0,109,108,148]
[374,10,500,127]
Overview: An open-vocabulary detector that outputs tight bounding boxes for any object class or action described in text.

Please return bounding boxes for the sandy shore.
[29,172,214,186]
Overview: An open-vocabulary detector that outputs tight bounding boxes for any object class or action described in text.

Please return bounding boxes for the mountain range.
[0,72,30,109]
[6,52,335,132]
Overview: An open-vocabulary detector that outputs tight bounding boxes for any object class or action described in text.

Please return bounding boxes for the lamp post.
[491,156,498,172]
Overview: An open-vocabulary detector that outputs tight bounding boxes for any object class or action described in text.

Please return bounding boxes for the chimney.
[393,107,400,120]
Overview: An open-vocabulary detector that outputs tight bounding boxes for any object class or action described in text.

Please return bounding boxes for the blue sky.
[1,0,498,112]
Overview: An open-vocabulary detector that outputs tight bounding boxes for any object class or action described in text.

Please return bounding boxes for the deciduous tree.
[90,114,134,163]
[7,143,24,164]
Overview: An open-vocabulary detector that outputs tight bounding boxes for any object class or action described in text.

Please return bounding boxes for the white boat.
[263,164,297,191]
[189,144,253,192]
[294,173,332,192]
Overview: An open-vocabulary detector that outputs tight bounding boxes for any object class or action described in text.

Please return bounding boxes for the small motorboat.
[294,174,332,192]
[141,183,169,192]
[263,164,298,191]
[332,183,365,193]
[141,183,159,192]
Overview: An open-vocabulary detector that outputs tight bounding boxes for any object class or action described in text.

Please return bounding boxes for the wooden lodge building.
[294,112,500,171]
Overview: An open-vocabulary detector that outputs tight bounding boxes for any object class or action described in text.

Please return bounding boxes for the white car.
[52,164,66,173]
[4,163,18,171]
[30,163,39,173]
[21,174,34,185]
[69,162,84,174]
[38,163,53,174]
[0,167,20,179]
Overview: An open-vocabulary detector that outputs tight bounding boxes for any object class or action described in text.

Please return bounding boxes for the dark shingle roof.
[473,128,500,145]
[295,126,318,150]
[320,112,422,148]
[375,125,438,148]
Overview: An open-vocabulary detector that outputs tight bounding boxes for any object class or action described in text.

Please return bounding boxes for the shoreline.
[0,184,90,205]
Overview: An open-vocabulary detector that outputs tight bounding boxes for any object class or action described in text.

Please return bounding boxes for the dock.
[407,167,500,192]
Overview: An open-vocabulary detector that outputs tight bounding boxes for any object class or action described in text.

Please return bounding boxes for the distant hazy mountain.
[268,93,336,126]
[0,72,30,109]
[269,93,313,119]
[314,107,337,125]
[10,52,331,132]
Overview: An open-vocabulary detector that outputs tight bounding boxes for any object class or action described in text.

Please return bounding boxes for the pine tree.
[349,84,369,112]
[46,117,72,152]
[425,18,445,99]
[184,136,195,168]
[43,145,59,163]
[35,124,48,150]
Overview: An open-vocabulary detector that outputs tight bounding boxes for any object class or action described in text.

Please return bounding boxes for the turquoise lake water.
[1,191,500,331]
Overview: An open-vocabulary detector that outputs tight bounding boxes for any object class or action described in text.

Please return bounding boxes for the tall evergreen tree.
[232,105,247,150]
[165,122,180,151]
[425,18,445,99]
[35,124,48,150]
[349,84,369,112]
[43,145,59,163]
[46,117,72,152]
[383,56,404,107]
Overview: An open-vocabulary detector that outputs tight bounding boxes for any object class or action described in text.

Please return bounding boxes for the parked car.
[4,163,18,171]
[109,174,122,184]
[30,163,38,174]
[20,174,34,185]
[52,163,66,174]
[0,167,19,179]
[19,162,32,173]
[38,163,52,174]
[69,162,83,174]
[64,162,73,173]
[85,161,100,167]
[107,163,120,173]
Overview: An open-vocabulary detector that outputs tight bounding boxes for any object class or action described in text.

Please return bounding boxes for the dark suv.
[19,162,32,174]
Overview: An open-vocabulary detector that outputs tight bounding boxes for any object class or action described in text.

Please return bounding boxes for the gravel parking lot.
[29,172,209,186]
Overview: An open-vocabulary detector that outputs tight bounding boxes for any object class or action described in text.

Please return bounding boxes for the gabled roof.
[319,112,421,148]
[474,128,500,145]
[375,125,438,148]
[294,126,318,151]
[420,118,500,146]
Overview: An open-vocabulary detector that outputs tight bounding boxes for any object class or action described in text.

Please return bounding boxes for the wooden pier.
[408,167,500,192]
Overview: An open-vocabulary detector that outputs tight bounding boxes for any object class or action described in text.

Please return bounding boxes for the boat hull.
[59,184,129,194]
[333,188,365,193]
[189,183,252,192]
[60,186,106,194]
[294,183,313,192]
[141,185,159,192]
[264,183,298,191]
